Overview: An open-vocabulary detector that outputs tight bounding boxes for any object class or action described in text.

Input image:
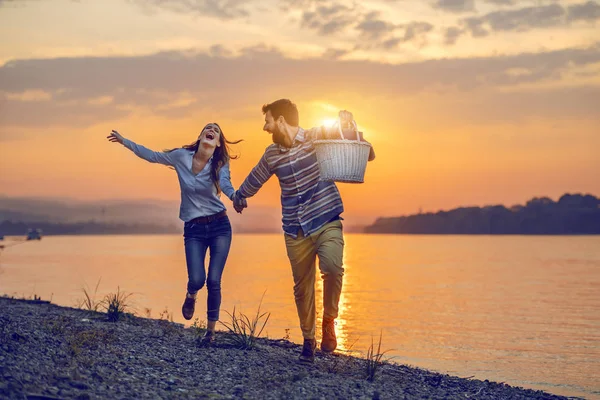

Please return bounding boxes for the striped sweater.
[238,127,343,238]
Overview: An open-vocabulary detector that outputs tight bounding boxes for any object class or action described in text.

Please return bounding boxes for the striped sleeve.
[238,152,273,198]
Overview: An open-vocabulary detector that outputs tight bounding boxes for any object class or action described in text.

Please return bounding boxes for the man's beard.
[271,126,291,147]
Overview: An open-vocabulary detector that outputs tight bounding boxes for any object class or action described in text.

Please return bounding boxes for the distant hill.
[0,196,180,226]
[364,193,600,235]
[0,197,183,236]
[0,220,180,236]
[0,196,283,235]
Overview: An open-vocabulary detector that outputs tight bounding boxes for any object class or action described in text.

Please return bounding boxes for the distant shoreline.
[365,193,600,235]
[2,193,599,237]
[0,220,180,237]
[3,231,600,239]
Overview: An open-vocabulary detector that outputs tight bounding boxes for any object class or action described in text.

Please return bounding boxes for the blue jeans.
[183,215,232,322]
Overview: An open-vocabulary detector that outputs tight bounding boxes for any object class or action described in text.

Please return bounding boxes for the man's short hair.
[262,99,299,127]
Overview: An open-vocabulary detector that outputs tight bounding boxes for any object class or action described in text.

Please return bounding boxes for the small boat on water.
[26,229,43,240]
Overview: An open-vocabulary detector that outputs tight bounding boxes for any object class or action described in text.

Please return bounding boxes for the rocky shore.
[0,297,571,399]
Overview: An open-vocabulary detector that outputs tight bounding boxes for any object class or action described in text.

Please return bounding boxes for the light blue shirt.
[123,138,235,222]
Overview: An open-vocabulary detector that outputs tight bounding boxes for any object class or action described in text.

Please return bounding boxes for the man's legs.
[285,231,318,340]
[314,220,345,352]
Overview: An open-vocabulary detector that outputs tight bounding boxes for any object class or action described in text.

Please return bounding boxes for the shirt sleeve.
[238,151,273,198]
[218,162,236,200]
[122,138,177,166]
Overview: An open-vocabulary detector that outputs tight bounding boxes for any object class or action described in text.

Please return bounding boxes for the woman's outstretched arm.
[218,162,236,201]
[107,130,176,166]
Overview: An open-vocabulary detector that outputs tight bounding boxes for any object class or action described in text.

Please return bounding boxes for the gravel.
[0,297,571,400]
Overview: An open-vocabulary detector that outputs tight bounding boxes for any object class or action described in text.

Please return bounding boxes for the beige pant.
[284,220,345,340]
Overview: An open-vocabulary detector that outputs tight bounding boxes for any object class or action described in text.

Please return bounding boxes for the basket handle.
[335,110,361,143]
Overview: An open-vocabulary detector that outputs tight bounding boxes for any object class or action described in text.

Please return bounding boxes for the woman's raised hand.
[107,130,125,144]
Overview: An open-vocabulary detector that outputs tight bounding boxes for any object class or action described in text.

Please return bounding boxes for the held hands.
[233,191,248,214]
[107,130,125,144]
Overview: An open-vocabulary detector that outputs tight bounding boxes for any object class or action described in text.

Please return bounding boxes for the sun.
[321,118,338,128]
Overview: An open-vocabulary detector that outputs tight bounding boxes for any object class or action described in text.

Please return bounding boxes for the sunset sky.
[1,0,599,226]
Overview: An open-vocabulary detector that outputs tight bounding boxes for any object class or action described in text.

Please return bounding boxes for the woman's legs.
[185,237,209,294]
[182,223,209,320]
[182,216,232,328]
[205,218,232,327]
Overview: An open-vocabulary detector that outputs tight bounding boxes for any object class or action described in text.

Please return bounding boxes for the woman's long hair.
[166,123,242,194]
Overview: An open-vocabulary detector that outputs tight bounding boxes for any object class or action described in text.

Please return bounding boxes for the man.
[233,99,374,363]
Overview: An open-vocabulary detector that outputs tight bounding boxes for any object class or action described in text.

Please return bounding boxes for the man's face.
[263,110,288,146]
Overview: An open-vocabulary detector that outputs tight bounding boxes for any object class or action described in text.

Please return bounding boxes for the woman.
[107,123,241,344]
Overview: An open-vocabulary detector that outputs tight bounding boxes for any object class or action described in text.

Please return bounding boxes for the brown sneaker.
[321,318,337,353]
[298,338,317,363]
[181,294,196,320]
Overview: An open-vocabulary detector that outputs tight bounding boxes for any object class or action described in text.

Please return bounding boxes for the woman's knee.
[188,277,206,292]
[206,279,221,292]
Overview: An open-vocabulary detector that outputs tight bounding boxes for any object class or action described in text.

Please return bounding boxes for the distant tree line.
[364,193,600,235]
[0,220,180,236]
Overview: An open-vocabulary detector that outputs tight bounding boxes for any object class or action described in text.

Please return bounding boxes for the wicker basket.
[313,118,371,183]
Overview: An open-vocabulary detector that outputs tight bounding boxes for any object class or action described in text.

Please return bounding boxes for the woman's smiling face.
[199,123,222,147]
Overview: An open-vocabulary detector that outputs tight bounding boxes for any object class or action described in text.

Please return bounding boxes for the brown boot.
[181,293,196,320]
[321,318,337,353]
[298,338,317,363]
